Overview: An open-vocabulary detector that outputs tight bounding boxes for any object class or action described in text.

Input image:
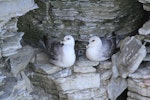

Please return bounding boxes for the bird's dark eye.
[92,40,95,42]
[67,38,70,40]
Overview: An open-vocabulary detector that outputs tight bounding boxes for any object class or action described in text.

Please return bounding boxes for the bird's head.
[86,36,102,48]
[61,35,75,46]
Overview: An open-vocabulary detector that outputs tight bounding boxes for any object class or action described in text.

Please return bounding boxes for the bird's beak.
[60,40,64,44]
[86,45,89,48]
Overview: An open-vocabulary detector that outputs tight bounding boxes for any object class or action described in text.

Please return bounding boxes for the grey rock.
[32,63,61,75]
[1,32,24,57]
[100,69,112,81]
[116,37,146,78]
[138,0,150,3]
[9,46,34,77]
[0,0,38,20]
[33,51,49,64]
[18,0,144,44]
[139,20,150,35]
[128,78,150,97]
[143,3,150,11]
[108,77,127,100]
[129,66,150,79]
[98,61,112,70]
[0,74,32,100]
[73,65,96,73]
[52,68,72,79]
[128,91,150,100]
[67,88,101,100]
[55,73,100,92]
[143,54,150,61]
[29,73,58,95]
[20,71,33,93]
[75,57,99,67]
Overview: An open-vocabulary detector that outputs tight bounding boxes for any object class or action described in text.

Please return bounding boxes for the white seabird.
[45,35,76,68]
[86,36,115,62]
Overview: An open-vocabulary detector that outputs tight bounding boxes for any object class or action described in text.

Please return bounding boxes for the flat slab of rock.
[115,37,146,78]
[9,46,34,77]
[129,66,150,79]
[75,57,99,67]
[108,77,127,100]
[128,78,150,97]
[128,91,150,100]
[0,0,38,20]
[55,73,100,92]
[52,68,72,79]
[139,20,150,35]
[32,63,61,75]
[67,88,101,100]
[73,65,96,73]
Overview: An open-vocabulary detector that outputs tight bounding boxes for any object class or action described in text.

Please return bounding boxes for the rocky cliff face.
[18,0,144,44]
[0,0,150,100]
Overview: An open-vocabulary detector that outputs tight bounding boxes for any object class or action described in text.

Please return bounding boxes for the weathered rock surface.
[18,0,144,43]
[0,0,149,100]
[9,46,34,77]
[55,73,100,92]
[0,0,38,57]
[127,62,150,100]
[139,20,150,35]
[138,0,150,11]
[108,77,127,100]
[114,37,146,78]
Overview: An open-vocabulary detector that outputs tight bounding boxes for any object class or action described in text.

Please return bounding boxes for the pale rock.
[2,32,16,39]
[32,63,61,75]
[139,20,150,35]
[0,0,38,20]
[52,68,72,79]
[0,75,6,86]
[128,91,150,100]
[75,57,99,67]
[143,54,150,61]
[111,53,119,78]
[67,88,101,100]
[100,69,112,81]
[128,78,150,97]
[146,46,150,53]
[138,0,150,3]
[0,77,17,100]
[32,87,55,100]
[9,46,34,77]
[29,73,57,95]
[33,51,49,64]
[108,77,127,100]
[127,97,137,100]
[5,80,33,100]
[55,73,100,92]
[20,71,33,93]
[143,4,150,11]
[1,18,18,33]
[98,61,112,70]
[1,32,24,57]
[117,37,146,78]
[129,66,150,79]
[73,65,96,73]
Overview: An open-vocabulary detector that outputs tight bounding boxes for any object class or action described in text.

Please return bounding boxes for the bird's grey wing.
[49,41,63,60]
[101,37,114,58]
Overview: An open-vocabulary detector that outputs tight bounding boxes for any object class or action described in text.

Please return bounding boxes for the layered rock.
[0,0,38,57]
[18,0,144,43]
[0,0,38,100]
[127,66,150,100]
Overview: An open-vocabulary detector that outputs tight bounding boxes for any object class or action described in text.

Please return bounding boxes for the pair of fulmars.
[44,35,114,68]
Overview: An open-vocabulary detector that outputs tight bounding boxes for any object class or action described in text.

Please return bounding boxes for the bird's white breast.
[62,45,76,67]
[86,47,101,61]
